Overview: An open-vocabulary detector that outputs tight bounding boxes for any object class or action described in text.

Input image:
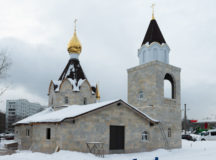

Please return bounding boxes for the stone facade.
[128,60,181,149]
[15,101,167,154]
[48,79,96,108]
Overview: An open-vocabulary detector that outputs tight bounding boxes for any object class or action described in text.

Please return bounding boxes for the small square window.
[142,131,149,141]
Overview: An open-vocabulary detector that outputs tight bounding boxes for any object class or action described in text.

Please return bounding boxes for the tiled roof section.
[141,19,166,46]
[58,59,86,82]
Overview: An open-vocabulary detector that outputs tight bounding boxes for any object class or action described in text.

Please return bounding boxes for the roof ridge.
[14,99,159,125]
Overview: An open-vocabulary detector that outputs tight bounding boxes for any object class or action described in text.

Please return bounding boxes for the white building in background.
[6,99,46,132]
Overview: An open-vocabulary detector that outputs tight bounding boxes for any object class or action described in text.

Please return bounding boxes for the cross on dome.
[74,19,77,31]
[151,4,155,20]
[67,19,82,54]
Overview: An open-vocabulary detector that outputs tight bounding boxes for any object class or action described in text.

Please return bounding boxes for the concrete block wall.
[127,61,182,149]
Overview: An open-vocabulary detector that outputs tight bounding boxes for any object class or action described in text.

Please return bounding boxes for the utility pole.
[184,104,187,134]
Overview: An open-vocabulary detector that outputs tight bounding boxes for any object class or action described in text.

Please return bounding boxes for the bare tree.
[0,50,11,95]
[0,50,11,78]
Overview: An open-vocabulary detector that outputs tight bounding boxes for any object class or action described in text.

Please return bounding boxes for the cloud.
[182,83,216,119]
[0,0,215,120]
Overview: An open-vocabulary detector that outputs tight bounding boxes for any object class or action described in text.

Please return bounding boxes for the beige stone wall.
[15,123,58,153]
[15,125,32,150]
[49,79,96,107]
[128,61,182,149]
[15,101,168,154]
[31,124,58,153]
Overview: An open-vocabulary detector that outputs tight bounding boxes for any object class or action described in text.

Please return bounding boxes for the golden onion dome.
[67,30,82,54]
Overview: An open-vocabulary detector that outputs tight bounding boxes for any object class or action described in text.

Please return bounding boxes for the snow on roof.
[14,107,54,125]
[14,99,159,125]
[52,79,85,92]
[53,80,61,91]
[68,78,85,91]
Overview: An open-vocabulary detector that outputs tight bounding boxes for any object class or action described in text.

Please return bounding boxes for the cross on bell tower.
[151,4,155,20]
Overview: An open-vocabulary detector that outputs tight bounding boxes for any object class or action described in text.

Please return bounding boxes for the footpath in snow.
[0,140,215,160]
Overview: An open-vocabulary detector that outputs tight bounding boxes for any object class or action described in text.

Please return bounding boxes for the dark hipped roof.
[59,59,86,83]
[141,19,166,46]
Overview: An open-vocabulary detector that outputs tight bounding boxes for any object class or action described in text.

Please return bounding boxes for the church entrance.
[109,125,125,150]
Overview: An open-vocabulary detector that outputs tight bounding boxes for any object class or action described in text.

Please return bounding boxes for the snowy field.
[0,140,215,160]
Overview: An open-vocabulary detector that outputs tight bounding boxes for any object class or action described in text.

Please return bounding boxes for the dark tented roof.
[58,59,86,83]
[141,19,166,46]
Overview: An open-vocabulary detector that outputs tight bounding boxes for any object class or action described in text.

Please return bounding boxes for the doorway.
[109,125,125,150]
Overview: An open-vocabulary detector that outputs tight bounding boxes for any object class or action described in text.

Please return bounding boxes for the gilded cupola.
[67,20,82,54]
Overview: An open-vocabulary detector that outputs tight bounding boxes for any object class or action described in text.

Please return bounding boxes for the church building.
[14,11,182,154]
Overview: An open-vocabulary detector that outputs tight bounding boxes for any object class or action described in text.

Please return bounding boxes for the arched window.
[142,131,149,141]
[164,80,172,98]
[164,73,175,99]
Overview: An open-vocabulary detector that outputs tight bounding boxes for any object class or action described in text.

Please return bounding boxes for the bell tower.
[128,7,181,149]
[138,4,169,65]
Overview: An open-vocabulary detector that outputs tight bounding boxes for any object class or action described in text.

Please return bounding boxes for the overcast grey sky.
[0,0,215,120]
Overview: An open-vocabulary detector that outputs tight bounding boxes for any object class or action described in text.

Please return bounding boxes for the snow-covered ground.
[0,140,215,160]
